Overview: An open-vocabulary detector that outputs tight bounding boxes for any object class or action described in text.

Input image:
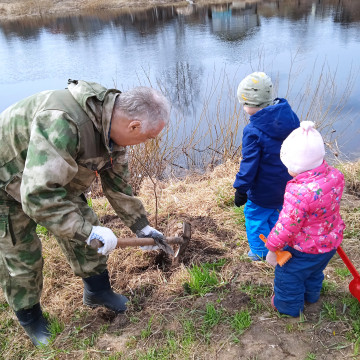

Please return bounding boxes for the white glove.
[266,250,278,267]
[86,226,117,256]
[137,225,160,251]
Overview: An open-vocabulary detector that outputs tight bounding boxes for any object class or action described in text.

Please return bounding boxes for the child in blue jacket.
[233,72,300,260]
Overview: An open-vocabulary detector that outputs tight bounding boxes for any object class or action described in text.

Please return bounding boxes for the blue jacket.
[233,98,300,208]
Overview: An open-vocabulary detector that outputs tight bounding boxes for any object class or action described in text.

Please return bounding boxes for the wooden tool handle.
[90,236,183,249]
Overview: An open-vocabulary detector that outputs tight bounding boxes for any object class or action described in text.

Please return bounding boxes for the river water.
[0,0,359,161]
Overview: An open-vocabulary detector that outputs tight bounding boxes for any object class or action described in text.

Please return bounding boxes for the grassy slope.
[1,160,360,359]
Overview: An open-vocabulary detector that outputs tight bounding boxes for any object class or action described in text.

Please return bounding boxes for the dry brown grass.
[0,159,248,356]
[339,160,360,196]
[1,160,360,359]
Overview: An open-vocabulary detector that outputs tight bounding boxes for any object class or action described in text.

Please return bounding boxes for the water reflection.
[161,62,203,115]
[0,0,360,157]
[259,0,360,24]
[210,3,260,41]
[1,0,360,38]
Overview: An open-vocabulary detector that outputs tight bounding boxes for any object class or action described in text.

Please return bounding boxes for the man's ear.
[128,120,141,131]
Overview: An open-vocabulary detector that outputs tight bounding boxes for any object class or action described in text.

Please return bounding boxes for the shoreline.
[0,0,232,22]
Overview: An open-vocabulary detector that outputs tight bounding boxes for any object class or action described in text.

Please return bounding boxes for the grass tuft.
[321,301,338,321]
[230,310,251,335]
[183,259,226,296]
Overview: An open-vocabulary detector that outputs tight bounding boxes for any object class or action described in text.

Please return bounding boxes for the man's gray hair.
[114,87,171,132]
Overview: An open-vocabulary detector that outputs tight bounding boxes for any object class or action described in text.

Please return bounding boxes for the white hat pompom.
[300,120,315,131]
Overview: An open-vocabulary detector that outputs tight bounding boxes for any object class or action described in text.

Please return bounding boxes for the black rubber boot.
[82,270,128,313]
[15,303,51,347]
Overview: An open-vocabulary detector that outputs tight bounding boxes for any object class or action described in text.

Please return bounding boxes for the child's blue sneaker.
[248,250,266,261]
[248,250,265,261]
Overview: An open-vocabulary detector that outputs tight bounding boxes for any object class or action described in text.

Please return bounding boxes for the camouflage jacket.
[0,80,149,241]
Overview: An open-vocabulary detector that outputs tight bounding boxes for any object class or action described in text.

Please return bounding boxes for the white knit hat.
[280,121,325,174]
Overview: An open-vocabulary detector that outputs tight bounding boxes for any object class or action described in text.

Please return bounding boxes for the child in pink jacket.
[265,121,345,317]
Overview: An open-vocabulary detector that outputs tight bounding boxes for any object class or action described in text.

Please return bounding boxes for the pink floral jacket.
[266,161,345,254]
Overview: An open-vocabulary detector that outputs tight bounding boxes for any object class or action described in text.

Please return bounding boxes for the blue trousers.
[274,247,336,317]
[244,200,281,258]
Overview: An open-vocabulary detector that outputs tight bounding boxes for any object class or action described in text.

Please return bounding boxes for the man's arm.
[21,110,93,241]
[99,148,149,233]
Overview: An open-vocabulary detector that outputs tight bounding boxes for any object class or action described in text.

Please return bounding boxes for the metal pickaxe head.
[135,228,175,256]
[148,232,175,256]
[172,222,191,265]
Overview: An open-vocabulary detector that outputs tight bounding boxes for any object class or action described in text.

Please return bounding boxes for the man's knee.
[56,237,107,277]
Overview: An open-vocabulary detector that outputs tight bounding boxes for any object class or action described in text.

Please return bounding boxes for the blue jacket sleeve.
[233,126,261,192]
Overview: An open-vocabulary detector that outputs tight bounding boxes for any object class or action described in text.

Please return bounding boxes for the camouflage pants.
[0,189,107,311]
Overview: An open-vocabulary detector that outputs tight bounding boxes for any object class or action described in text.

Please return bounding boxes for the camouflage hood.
[67,79,121,152]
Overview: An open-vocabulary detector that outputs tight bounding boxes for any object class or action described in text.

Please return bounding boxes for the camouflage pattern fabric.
[0,190,42,311]
[0,189,108,311]
[0,80,149,240]
[53,195,107,279]
[0,80,149,310]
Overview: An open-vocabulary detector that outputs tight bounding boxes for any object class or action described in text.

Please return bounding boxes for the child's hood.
[250,98,299,140]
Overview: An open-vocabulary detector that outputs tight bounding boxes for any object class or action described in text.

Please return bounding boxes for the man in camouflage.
[0,79,171,346]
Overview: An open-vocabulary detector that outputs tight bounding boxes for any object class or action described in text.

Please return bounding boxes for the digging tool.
[136,229,175,256]
[172,221,191,265]
[89,222,191,262]
[259,234,292,266]
[337,246,360,302]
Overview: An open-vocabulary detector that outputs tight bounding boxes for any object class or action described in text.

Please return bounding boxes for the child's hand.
[234,189,247,207]
[266,251,277,267]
